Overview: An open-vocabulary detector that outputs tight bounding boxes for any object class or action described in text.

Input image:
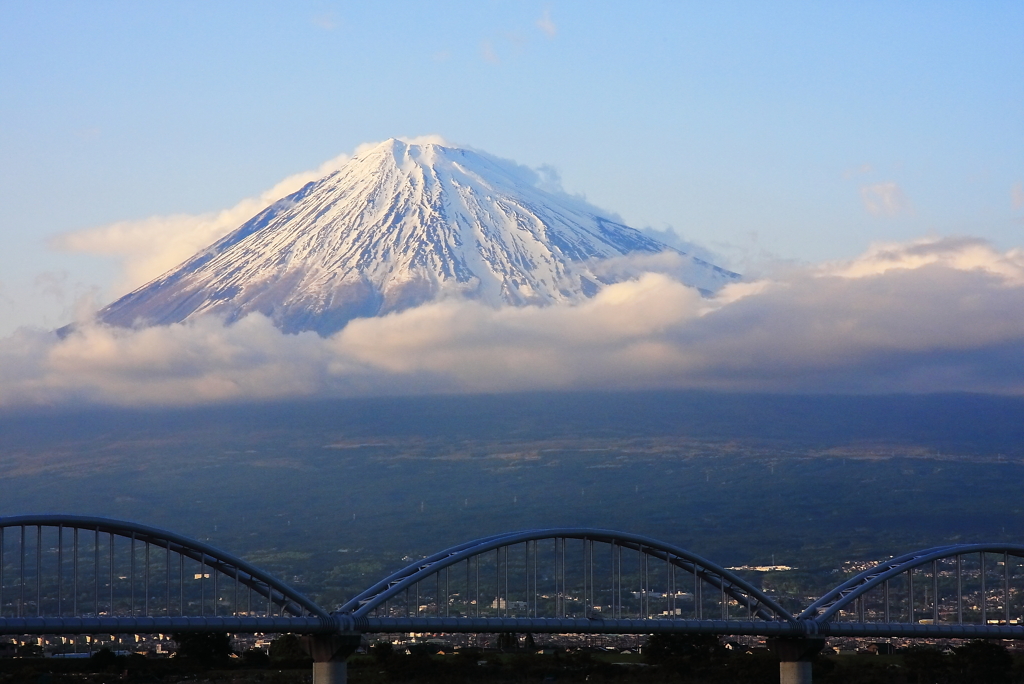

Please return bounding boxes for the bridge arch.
[801,543,1024,624]
[340,528,795,622]
[0,515,328,621]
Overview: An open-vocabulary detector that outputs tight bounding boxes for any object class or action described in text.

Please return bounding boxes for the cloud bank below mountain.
[3,236,1024,407]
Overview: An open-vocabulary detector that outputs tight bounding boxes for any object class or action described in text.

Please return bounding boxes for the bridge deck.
[3,615,1024,640]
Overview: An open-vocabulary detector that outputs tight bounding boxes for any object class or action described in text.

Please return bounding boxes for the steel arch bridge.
[0,515,332,636]
[1,515,1023,641]
[341,527,793,635]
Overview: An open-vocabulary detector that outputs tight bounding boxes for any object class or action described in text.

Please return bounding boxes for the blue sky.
[0,1,1022,337]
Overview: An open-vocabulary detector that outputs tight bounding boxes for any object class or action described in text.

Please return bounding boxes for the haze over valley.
[2,391,1023,609]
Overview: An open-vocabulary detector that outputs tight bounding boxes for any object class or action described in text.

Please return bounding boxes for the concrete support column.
[302,633,362,684]
[312,661,348,684]
[779,660,813,684]
[768,637,825,684]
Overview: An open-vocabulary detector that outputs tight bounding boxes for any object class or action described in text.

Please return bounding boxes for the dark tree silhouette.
[171,632,234,664]
[241,647,270,667]
[371,641,394,663]
[269,633,311,664]
[953,640,1013,684]
[90,648,117,669]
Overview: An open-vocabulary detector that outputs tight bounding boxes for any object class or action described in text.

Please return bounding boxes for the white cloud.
[842,163,873,180]
[0,316,331,406]
[638,225,726,265]
[536,8,557,38]
[5,235,1024,407]
[50,152,352,296]
[823,236,1024,284]
[860,181,910,216]
[398,134,449,146]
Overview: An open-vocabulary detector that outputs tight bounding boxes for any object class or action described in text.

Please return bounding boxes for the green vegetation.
[2,391,1024,613]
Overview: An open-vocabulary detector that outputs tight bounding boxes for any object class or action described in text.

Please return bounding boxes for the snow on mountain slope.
[98,139,739,336]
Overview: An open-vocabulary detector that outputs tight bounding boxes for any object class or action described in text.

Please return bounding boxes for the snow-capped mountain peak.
[97,139,738,335]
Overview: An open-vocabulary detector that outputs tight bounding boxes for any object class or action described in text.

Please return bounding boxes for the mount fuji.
[97,139,739,336]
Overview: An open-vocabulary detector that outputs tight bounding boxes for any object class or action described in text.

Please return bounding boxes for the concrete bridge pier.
[768,637,825,684]
[303,633,362,684]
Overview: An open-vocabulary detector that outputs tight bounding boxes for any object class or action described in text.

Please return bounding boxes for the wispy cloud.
[536,8,557,38]
[50,153,352,297]
[76,127,101,142]
[860,181,910,216]
[481,40,499,64]
[397,134,449,146]
[505,31,528,54]
[5,236,1024,407]
[312,13,337,30]
[824,236,1024,283]
[0,280,10,308]
[50,137,450,302]
[842,163,873,180]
